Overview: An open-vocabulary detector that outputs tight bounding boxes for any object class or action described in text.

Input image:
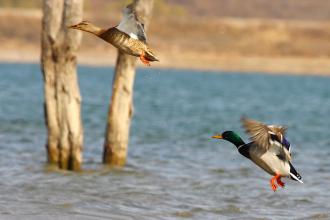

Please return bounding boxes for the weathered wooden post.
[103,0,154,166]
[41,0,84,170]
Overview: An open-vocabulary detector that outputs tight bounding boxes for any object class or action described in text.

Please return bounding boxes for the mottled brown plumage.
[241,117,286,151]
[98,27,158,61]
[241,117,291,162]
[68,4,159,66]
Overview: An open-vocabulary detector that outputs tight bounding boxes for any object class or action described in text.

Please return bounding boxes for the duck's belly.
[250,150,290,177]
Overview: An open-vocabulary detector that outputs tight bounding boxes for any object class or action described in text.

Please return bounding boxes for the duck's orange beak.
[212,134,223,139]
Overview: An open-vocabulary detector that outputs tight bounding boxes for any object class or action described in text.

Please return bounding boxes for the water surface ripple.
[0,63,330,219]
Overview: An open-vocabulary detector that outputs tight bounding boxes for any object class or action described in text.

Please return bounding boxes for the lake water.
[0,63,330,220]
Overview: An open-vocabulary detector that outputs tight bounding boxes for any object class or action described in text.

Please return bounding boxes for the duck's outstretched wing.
[116,4,147,43]
[241,117,287,151]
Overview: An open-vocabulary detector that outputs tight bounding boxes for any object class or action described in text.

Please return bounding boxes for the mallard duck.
[212,117,303,191]
[69,4,159,66]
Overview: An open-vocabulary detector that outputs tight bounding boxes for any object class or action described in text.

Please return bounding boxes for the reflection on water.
[0,63,330,219]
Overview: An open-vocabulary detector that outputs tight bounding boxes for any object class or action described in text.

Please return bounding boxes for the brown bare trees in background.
[103,0,154,166]
[41,0,84,170]
[41,0,154,170]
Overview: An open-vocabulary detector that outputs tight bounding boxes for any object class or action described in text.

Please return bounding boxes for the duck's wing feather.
[241,117,286,151]
[282,137,291,152]
[116,4,147,43]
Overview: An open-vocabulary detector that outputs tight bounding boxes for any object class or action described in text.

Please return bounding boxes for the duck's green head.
[212,131,245,147]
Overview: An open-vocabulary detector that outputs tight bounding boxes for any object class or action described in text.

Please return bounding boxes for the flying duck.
[69,4,159,66]
[212,117,303,191]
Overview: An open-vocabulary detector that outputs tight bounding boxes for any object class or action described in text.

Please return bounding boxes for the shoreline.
[1,48,330,76]
[1,7,330,76]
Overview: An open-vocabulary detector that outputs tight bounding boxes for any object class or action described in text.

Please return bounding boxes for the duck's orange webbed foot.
[140,52,151,66]
[276,175,285,188]
[270,173,281,192]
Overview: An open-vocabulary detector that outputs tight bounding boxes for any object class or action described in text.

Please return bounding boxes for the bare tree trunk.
[41,0,84,170]
[103,0,154,166]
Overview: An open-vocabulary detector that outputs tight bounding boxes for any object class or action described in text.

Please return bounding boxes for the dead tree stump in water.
[103,0,154,166]
[41,0,84,170]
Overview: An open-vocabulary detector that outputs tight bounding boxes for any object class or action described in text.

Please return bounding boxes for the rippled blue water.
[0,63,330,220]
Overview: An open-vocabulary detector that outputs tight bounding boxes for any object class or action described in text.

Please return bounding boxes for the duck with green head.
[212,117,303,191]
[69,3,159,66]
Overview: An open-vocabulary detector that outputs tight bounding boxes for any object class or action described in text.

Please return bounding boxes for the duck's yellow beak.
[212,134,223,139]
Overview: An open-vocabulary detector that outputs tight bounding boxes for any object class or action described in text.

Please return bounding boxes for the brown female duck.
[69,4,159,66]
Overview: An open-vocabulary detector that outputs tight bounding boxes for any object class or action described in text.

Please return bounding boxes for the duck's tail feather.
[289,162,303,183]
[144,50,159,62]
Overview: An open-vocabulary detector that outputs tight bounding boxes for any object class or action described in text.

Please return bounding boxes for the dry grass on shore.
[1,8,330,75]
